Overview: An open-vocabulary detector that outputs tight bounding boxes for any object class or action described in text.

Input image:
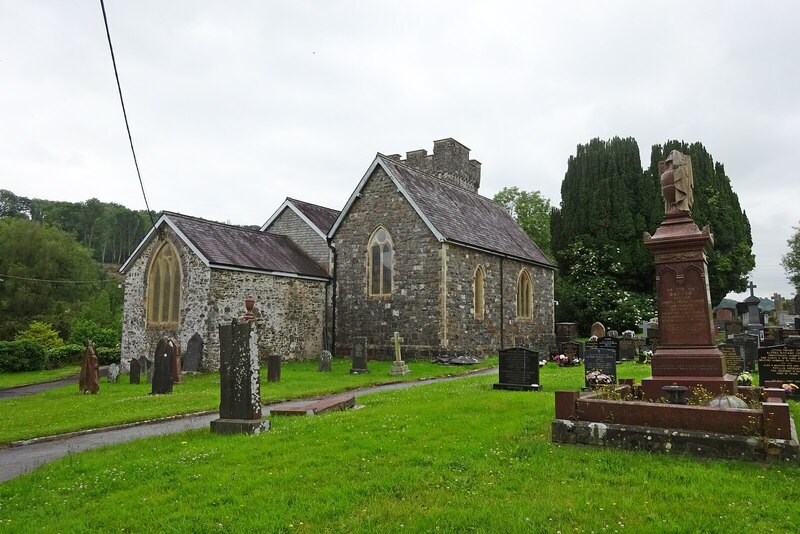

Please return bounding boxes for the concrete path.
[0,366,109,399]
[0,367,497,483]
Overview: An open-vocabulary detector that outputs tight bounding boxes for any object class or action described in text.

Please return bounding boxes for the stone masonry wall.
[266,208,330,271]
[122,224,327,371]
[444,245,555,356]
[334,167,443,359]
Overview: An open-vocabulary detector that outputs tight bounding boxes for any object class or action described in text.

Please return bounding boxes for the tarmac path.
[0,367,497,483]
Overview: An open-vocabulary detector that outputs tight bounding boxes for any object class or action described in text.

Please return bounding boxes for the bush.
[15,321,64,350]
[0,340,48,372]
[68,319,119,349]
[46,344,85,369]
[96,347,120,366]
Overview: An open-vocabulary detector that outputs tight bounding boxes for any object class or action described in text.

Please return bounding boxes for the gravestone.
[493,347,540,391]
[795,316,800,329]
[388,331,410,376]
[728,334,758,371]
[560,341,583,361]
[584,339,599,352]
[763,327,784,347]
[584,348,617,388]
[597,336,620,362]
[129,358,141,384]
[618,338,637,361]
[555,322,579,344]
[318,350,332,372]
[139,356,151,384]
[211,318,266,435]
[719,343,744,375]
[607,329,620,339]
[794,296,800,315]
[170,340,183,385]
[267,354,281,382]
[590,322,606,338]
[151,338,175,395]
[107,363,120,383]
[757,345,800,396]
[79,342,100,394]
[622,330,635,339]
[350,337,369,374]
[183,333,203,372]
[724,321,743,337]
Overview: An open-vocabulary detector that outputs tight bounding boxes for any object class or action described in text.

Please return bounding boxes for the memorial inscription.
[757,345,800,387]
[584,348,617,388]
[493,347,540,391]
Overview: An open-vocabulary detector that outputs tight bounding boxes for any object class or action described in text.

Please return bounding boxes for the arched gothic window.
[147,241,182,327]
[474,266,485,320]
[517,269,533,319]
[368,227,393,296]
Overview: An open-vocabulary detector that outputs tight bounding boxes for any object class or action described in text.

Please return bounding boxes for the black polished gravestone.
[762,327,784,347]
[597,336,620,362]
[583,348,617,388]
[719,343,744,376]
[350,337,369,374]
[151,338,175,395]
[210,319,266,435]
[183,332,203,373]
[729,334,758,371]
[618,338,638,361]
[493,347,540,391]
[758,345,800,397]
[560,341,583,361]
[129,358,141,384]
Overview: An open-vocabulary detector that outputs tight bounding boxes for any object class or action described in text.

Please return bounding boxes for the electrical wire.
[0,273,114,285]
[99,0,157,231]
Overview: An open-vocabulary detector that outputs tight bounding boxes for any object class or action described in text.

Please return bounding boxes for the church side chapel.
[330,138,556,359]
[120,138,556,368]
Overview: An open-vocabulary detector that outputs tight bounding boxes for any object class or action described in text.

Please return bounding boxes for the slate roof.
[377,156,555,268]
[286,197,340,234]
[121,212,328,279]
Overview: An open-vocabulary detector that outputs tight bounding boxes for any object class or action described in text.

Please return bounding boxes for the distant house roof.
[120,212,329,280]
[329,155,555,269]
[260,197,341,239]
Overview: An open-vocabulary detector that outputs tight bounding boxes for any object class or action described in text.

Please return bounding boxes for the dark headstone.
[728,334,758,371]
[493,347,540,391]
[584,348,617,388]
[183,333,203,372]
[139,356,151,384]
[350,337,369,374]
[555,322,579,344]
[170,339,183,384]
[129,358,141,384]
[151,338,175,395]
[724,321,743,337]
[211,319,266,435]
[618,338,637,361]
[758,345,800,395]
[560,341,583,361]
[795,315,800,329]
[584,339,599,352]
[597,336,620,362]
[719,343,744,375]
[79,342,100,394]
[319,350,332,372]
[763,327,784,347]
[267,354,281,382]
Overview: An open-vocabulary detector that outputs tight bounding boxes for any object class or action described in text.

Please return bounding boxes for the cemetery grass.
[1,363,799,532]
[0,358,496,444]
[0,366,80,389]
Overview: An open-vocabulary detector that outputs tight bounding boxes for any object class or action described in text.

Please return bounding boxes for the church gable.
[261,199,337,271]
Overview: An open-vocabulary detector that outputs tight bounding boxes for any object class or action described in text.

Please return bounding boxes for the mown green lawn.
[0,358,496,444]
[0,362,798,533]
[0,366,80,389]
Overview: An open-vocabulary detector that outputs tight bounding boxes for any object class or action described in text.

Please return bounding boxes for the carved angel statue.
[658,150,693,214]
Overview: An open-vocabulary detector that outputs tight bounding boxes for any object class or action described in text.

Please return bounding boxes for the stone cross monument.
[641,150,735,400]
[388,331,410,376]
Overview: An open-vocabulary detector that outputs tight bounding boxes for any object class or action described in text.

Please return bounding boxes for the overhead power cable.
[99,0,158,231]
[0,273,113,285]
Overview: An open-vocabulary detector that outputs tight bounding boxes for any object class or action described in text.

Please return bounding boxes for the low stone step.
[271,393,356,416]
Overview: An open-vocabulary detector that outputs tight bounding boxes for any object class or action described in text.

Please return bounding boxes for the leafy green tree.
[493,187,552,256]
[782,222,800,292]
[14,321,64,349]
[648,141,755,303]
[68,319,119,348]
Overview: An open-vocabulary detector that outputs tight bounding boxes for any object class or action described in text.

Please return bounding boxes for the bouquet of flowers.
[736,372,753,386]
[638,349,653,364]
[782,383,799,394]
[551,354,580,367]
[585,369,614,387]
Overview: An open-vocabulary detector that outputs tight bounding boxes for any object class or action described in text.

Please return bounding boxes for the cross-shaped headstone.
[747,281,757,297]
[390,331,404,363]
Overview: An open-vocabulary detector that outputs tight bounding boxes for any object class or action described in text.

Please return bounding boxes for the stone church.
[120,138,555,369]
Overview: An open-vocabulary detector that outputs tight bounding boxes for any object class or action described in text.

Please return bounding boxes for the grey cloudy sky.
[1,1,798,302]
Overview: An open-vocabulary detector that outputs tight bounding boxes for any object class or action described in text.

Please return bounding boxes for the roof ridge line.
[165,211,268,235]
[377,154,492,198]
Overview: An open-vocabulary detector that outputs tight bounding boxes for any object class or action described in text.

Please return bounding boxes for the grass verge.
[0,358,496,444]
[0,362,797,532]
[0,366,80,389]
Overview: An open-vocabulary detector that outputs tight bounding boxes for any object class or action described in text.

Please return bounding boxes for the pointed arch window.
[474,266,485,320]
[517,269,533,319]
[147,241,182,327]
[368,227,393,296]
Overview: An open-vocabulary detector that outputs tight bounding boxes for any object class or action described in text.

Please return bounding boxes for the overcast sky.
[2,1,798,303]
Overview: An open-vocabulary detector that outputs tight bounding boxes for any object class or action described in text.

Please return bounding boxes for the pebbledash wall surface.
[332,166,555,359]
[121,225,326,371]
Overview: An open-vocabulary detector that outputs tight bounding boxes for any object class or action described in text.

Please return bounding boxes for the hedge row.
[0,341,120,372]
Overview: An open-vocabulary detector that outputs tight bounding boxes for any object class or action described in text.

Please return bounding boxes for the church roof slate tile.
[377,156,555,268]
[285,197,340,234]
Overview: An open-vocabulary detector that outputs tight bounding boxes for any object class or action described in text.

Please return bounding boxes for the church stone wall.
[333,167,443,359]
[122,224,326,371]
[444,246,556,356]
[266,208,330,271]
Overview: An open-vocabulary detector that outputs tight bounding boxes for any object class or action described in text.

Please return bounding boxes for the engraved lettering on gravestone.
[584,348,617,388]
[719,343,744,375]
[560,341,583,360]
[597,336,620,361]
[757,345,800,386]
[494,347,540,391]
[618,338,637,361]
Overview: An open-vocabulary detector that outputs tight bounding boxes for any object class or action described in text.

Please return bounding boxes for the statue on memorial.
[658,150,693,214]
[79,342,100,394]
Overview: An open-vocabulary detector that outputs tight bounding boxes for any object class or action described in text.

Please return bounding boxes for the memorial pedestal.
[389,360,410,376]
